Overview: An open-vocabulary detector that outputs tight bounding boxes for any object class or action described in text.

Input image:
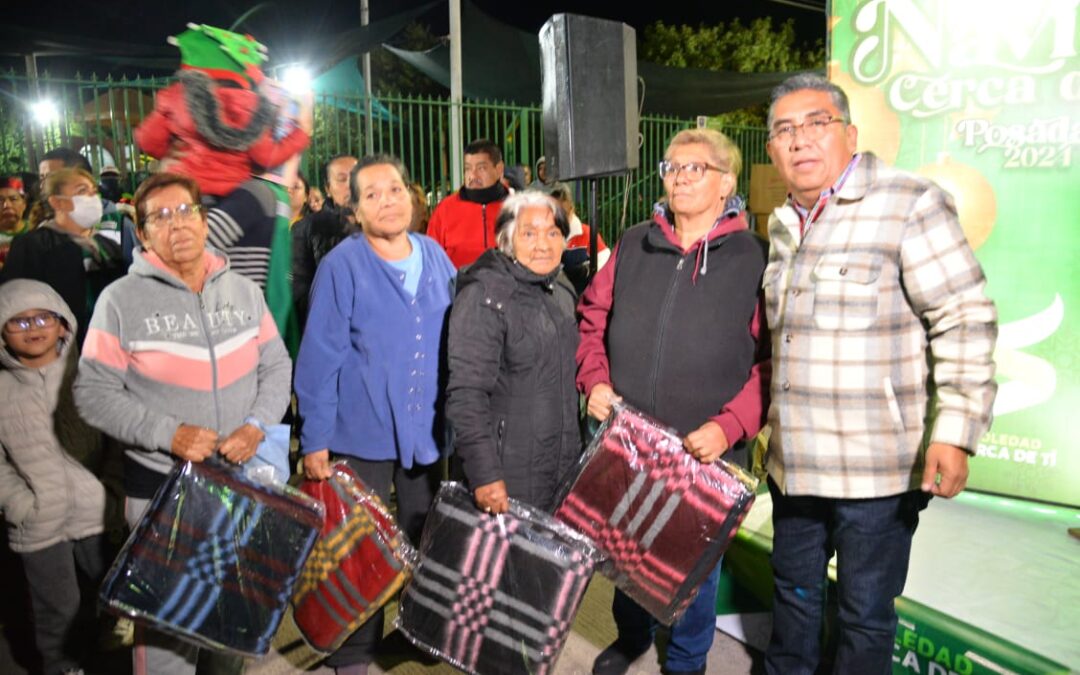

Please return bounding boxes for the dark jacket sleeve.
[445,279,507,489]
[291,216,315,328]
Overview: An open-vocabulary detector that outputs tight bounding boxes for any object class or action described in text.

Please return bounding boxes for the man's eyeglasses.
[0,195,25,205]
[4,312,60,333]
[769,115,846,143]
[658,160,726,182]
[145,203,202,229]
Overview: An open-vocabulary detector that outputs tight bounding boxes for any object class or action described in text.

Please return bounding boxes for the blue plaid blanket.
[100,458,324,655]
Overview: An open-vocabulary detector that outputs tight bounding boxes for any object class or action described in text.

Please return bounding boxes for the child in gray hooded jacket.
[0,279,110,675]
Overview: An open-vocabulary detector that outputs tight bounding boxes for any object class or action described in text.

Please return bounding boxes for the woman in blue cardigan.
[294,154,455,675]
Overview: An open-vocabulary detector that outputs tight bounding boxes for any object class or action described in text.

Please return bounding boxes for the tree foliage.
[641,17,824,126]
[369,22,447,96]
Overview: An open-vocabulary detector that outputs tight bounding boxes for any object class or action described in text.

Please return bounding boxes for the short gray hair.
[494,190,570,257]
[767,73,851,129]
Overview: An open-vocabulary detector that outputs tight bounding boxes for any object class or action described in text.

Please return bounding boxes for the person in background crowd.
[295,155,455,675]
[548,181,610,294]
[289,173,310,225]
[577,128,769,675]
[408,182,430,234]
[98,166,124,204]
[37,147,137,267]
[522,163,533,186]
[502,164,526,191]
[0,280,111,675]
[760,73,998,675]
[427,139,509,268]
[307,185,325,213]
[446,191,581,514]
[529,155,551,190]
[292,154,359,329]
[0,176,30,270]
[75,172,291,675]
[1,168,123,346]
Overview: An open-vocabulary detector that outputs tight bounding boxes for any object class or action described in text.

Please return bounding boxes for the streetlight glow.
[32,99,59,126]
[282,66,313,96]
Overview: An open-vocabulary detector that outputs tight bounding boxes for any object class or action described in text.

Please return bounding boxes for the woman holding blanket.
[294,154,456,675]
[576,129,770,675]
[75,172,292,675]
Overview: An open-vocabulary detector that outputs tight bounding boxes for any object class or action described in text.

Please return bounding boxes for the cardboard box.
[748,164,788,214]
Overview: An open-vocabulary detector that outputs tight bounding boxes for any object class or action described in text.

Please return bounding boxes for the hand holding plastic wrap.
[99,457,325,656]
[291,461,416,653]
[554,401,758,624]
[397,481,599,675]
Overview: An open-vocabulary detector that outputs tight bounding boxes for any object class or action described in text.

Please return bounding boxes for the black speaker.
[539,15,639,181]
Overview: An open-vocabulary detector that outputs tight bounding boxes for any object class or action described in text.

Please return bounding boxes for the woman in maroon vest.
[576,128,770,675]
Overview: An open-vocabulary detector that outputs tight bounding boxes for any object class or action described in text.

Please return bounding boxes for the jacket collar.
[132,246,229,290]
[459,181,509,205]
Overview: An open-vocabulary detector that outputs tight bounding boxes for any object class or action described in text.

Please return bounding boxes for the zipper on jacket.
[482,204,489,249]
[647,256,687,413]
[195,293,223,433]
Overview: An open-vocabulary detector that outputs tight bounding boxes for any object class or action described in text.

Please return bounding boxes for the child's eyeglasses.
[4,312,60,333]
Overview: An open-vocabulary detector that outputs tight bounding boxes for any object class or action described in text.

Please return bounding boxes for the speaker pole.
[588,178,599,277]
[449,0,464,190]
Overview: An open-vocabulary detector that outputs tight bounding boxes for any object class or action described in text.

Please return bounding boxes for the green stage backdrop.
[828,0,1080,507]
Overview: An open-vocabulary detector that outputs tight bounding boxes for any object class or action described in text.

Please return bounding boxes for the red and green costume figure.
[135,24,310,197]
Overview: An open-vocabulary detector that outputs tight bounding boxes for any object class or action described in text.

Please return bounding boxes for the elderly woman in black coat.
[446,190,581,514]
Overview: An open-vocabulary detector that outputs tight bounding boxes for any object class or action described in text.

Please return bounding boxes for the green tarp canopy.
[384,1,818,116]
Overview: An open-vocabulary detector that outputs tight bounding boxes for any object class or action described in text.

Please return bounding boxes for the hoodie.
[74,247,292,498]
[0,279,107,552]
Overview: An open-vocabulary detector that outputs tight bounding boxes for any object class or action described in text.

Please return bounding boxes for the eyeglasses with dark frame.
[658,160,727,182]
[4,312,61,333]
[144,203,203,229]
[769,115,846,143]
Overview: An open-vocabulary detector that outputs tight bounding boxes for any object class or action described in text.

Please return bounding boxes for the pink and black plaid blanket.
[397,482,598,675]
[554,403,758,624]
[291,462,414,653]
[100,459,324,656]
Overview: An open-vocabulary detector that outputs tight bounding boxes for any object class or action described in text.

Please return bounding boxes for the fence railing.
[0,70,770,243]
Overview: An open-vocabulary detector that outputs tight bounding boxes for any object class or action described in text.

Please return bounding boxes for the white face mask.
[68,195,103,229]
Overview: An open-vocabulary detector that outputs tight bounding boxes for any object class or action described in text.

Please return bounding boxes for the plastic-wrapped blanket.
[397,482,598,675]
[554,402,757,624]
[291,461,414,653]
[99,458,324,656]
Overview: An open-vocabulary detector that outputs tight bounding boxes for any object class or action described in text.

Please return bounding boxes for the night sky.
[4,0,825,76]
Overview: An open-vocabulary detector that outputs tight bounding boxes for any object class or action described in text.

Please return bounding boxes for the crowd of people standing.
[0,73,996,675]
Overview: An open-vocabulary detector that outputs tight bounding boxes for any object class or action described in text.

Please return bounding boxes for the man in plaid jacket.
[761,74,998,674]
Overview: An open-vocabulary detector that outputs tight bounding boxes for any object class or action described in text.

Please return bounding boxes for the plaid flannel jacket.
[764,153,998,498]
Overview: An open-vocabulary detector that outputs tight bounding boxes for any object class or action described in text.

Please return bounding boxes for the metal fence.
[0,70,769,243]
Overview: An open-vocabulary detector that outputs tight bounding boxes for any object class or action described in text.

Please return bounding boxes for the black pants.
[21,534,110,675]
[324,455,443,668]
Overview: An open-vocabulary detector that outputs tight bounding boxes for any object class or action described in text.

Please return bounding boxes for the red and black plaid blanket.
[397,482,598,675]
[554,403,758,624]
[100,458,325,655]
[291,462,414,653]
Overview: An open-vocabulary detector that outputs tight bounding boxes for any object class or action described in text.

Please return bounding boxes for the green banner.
[828,0,1080,506]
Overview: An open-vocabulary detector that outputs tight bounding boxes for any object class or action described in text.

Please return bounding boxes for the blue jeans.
[764,478,929,675]
[611,561,722,672]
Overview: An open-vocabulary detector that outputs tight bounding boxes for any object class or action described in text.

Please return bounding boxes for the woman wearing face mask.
[1,167,123,345]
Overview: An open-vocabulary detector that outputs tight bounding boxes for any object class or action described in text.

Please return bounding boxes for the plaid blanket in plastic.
[397,482,597,675]
[291,462,413,653]
[100,458,324,656]
[554,403,758,624]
